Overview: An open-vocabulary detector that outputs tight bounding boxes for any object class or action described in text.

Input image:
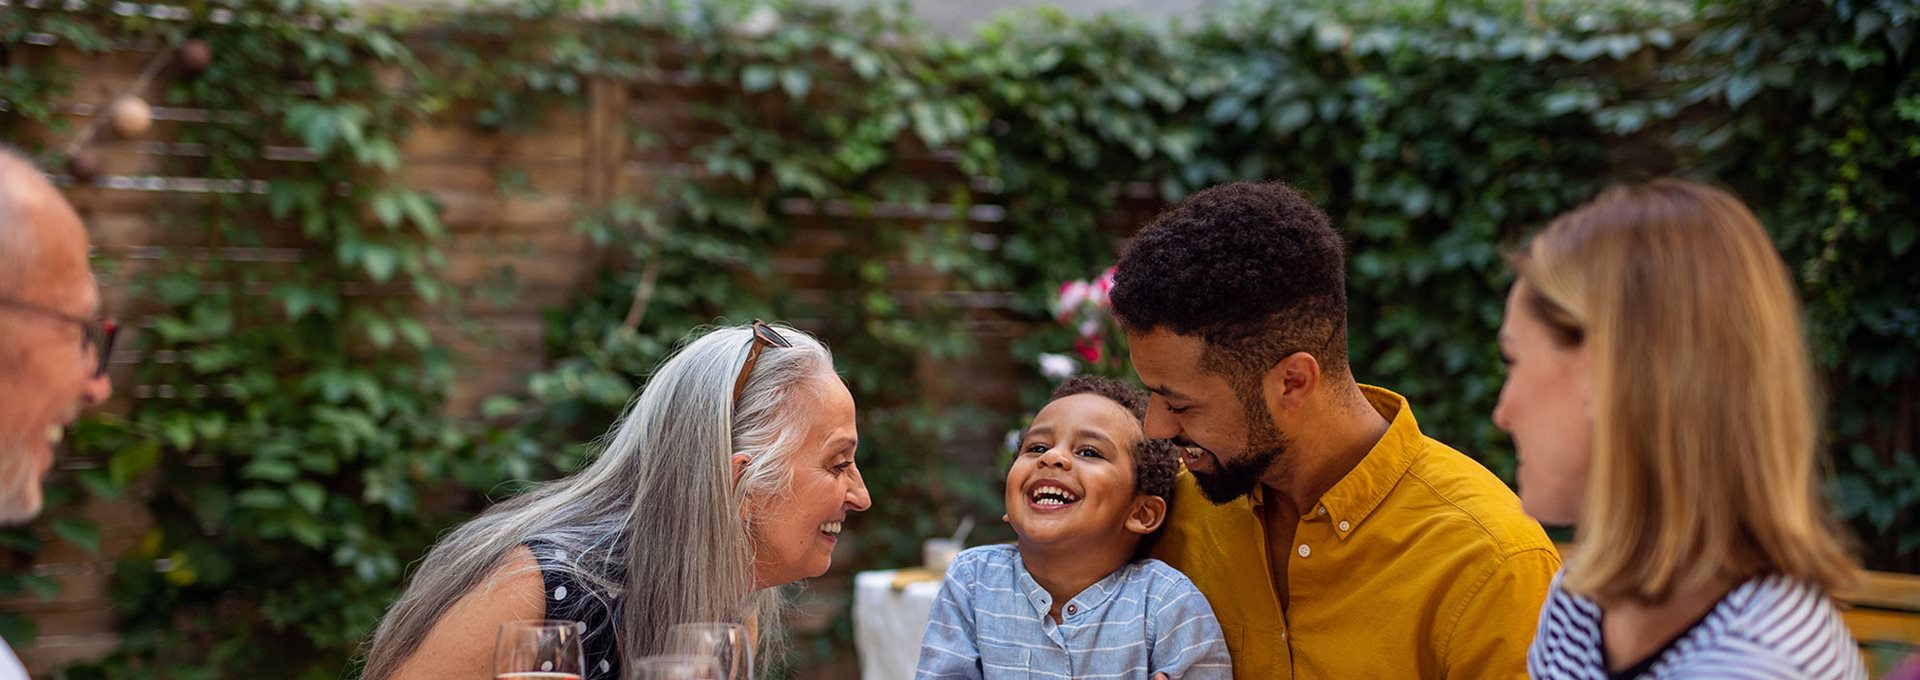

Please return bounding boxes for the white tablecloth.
[854,569,943,680]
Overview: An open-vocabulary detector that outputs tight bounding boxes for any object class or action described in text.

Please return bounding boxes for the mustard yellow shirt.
[1150,386,1560,679]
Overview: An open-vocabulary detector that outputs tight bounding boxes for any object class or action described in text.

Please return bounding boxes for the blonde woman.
[1495,179,1866,679]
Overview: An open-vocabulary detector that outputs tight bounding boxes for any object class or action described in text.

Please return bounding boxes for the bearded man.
[1112,181,1557,679]
[0,147,116,678]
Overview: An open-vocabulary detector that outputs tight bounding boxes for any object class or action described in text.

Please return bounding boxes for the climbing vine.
[0,0,1913,677]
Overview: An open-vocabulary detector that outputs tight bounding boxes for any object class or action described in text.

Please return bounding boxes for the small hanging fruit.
[111,96,153,138]
[66,151,103,183]
[180,40,212,74]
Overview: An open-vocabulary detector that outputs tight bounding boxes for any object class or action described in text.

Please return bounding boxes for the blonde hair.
[1511,178,1857,604]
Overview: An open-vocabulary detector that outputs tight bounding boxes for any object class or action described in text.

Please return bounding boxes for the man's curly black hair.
[1048,375,1179,501]
[1109,181,1350,385]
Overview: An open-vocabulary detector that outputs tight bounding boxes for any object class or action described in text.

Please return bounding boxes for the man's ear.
[1263,351,1323,415]
[1125,495,1168,535]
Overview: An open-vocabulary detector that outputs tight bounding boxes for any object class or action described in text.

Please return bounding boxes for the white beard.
[0,442,46,525]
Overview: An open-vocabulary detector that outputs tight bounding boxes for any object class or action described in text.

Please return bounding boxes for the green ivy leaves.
[1,1,1915,678]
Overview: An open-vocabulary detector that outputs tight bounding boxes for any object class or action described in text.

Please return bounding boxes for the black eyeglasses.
[0,298,118,379]
[732,319,792,405]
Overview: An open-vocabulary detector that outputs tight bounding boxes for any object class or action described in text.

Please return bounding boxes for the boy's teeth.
[819,521,842,535]
[1029,484,1078,505]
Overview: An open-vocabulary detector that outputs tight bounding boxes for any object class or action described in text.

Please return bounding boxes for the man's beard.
[1189,391,1292,506]
[0,440,45,525]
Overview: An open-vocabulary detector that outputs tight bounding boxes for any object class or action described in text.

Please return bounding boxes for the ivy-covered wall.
[0,0,1914,677]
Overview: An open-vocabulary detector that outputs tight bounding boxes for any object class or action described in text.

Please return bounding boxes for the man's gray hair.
[362,322,840,679]
[0,145,46,296]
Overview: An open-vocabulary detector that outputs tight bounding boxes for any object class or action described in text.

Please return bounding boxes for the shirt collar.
[1011,551,1133,620]
[1313,385,1426,540]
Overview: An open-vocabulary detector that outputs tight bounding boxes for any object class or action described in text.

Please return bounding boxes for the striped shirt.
[915,545,1233,680]
[1530,569,1867,679]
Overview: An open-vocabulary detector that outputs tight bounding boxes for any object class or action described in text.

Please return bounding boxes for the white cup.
[922,538,961,572]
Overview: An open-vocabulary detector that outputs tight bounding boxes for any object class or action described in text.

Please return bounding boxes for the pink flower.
[1090,266,1117,309]
[1078,317,1101,340]
[1073,337,1103,363]
[1054,280,1092,321]
[1037,353,1078,380]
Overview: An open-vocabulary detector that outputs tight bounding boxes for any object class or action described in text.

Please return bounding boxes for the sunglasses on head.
[731,319,792,405]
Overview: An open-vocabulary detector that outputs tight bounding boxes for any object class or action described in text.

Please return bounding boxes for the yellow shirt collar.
[1249,385,1424,538]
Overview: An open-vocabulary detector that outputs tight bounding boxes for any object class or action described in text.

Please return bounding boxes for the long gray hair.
[363,323,837,679]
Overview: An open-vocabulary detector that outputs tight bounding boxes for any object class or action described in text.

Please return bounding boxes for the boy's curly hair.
[1048,376,1179,501]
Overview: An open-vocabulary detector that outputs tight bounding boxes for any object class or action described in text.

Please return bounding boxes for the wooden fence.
[0,33,1066,672]
[13,24,1909,680]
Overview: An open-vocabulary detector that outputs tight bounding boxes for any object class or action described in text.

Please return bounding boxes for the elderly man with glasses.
[0,147,116,676]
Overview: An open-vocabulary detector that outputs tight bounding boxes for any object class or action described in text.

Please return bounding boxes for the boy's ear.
[1125,495,1168,536]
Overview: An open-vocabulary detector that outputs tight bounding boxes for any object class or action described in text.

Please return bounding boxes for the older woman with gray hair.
[363,321,871,680]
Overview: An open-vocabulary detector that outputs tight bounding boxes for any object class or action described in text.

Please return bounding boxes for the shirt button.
[1316,506,1326,517]
[1297,544,1311,558]
[1338,520,1351,532]
[1066,604,1078,616]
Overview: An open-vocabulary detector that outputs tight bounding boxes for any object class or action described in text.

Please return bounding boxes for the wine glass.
[494,619,588,680]
[666,622,753,680]
[629,654,721,680]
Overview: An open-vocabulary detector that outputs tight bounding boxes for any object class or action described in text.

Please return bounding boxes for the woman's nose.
[846,469,872,511]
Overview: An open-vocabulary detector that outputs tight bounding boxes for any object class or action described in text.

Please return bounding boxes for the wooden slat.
[0,572,113,611]
[404,118,589,160]
[41,48,172,104]
[11,606,115,637]
[433,190,577,226]
[1555,543,1920,611]
[16,633,120,673]
[586,78,628,206]
[1844,608,1920,647]
[443,231,595,289]
[400,159,586,196]
[440,311,549,415]
[429,315,546,358]
[1841,571,1920,612]
[89,214,310,249]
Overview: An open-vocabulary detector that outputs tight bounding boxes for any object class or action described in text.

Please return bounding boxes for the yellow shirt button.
[1298,544,1311,558]
[1338,520,1351,532]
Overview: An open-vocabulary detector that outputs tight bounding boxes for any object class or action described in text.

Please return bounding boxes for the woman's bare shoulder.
[389,545,546,680]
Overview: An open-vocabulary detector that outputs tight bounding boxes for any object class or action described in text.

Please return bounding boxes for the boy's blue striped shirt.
[915,544,1233,680]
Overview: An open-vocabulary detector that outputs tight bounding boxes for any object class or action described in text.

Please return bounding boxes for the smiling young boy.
[914,376,1232,680]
